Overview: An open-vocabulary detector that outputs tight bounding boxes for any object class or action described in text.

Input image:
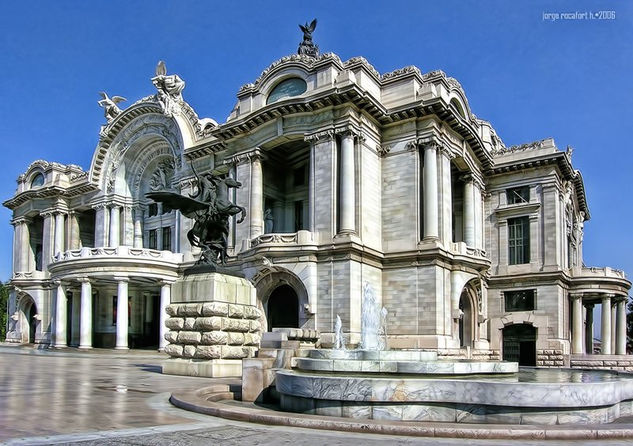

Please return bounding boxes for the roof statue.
[151,60,186,116]
[146,164,246,268]
[97,92,126,123]
[298,18,319,58]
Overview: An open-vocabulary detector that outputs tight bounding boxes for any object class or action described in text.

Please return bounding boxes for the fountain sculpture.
[275,283,633,424]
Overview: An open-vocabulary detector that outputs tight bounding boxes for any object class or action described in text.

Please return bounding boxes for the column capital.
[53,279,66,287]
[76,277,91,284]
[223,149,263,166]
[334,125,364,141]
[569,293,583,300]
[113,276,129,283]
[304,129,334,142]
[159,279,176,286]
[418,138,441,152]
[91,202,108,211]
[11,216,31,226]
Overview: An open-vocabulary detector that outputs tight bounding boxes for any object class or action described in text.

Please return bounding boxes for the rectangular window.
[508,216,530,264]
[504,290,536,312]
[162,226,171,251]
[148,229,157,249]
[148,203,158,217]
[507,186,530,204]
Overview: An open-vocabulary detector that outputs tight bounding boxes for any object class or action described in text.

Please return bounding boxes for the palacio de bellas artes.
[4,15,633,428]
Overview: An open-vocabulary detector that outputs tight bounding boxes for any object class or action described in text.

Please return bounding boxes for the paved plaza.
[1,346,632,446]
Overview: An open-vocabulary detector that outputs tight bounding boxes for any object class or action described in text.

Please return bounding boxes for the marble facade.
[3,50,630,365]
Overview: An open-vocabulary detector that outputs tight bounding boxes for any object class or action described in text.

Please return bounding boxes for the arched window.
[267,78,307,104]
[450,98,466,119]
[30,173,45,188]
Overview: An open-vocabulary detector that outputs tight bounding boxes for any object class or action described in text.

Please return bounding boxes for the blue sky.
[0,0,631,288]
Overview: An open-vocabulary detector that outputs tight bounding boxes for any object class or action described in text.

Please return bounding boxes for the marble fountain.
[275,285,633,425]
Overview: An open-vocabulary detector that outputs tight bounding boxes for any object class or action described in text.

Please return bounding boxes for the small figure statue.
[264,208,274,233]
[298,19,319,58]
[334,314,345,350]
[379,307,388,350]
[98,92,126,123]
[150,159,174,191]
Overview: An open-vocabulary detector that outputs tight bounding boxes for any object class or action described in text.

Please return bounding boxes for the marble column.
[78,278,92,349]
[616,299,627,355]
[585,304,594,354]
[250,151,264,239]
[53,281,67,348]
[54,212,66,255]
[463,177,475,247]
[601,294,612,355]
[11,219,21,273]
[611,303,617,354]
[93,204,108,247]
[473,182,483,250]
[133,207,143,248]
[308,141,316,232]
[439,147,453,244]
[41,211,55,270]
[13,218,30,272]
[109,205,120,247]
[159,281,172,351]
[115,277,129,349]
[68,212,81,250]
[571,294,583,354]
[339,132,356,234]
[423,142,439,239]
[122,206,134,246]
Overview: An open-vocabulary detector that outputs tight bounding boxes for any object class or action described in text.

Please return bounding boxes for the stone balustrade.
[572,266,627,279]
[51,246,183,264]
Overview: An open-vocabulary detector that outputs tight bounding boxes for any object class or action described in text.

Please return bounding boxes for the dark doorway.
[27,302,37,343]
[267,285,299,330]
[502,324,537,366]
[133,294,160,349]
[459,292,474,348]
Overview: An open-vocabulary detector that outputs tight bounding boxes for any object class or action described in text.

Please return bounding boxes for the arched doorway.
[28,303,36,343]
[502,324,537,366]
[18,295,37,344]
[267,285,299,331]
[458,290,475,348]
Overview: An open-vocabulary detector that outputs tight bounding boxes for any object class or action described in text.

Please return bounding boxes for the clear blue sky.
[0,0,631,289]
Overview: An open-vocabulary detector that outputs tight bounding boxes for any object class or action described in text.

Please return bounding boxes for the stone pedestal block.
[162,272,262,377]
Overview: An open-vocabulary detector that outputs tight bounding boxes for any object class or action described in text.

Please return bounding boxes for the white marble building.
[4,50,630,365]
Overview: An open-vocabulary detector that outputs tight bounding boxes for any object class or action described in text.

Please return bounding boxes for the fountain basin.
[295,357,518,374]
[300,349,438,361]
[276,350,633,424]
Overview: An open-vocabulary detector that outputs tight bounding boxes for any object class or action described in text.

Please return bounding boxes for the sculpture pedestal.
[162,272,262,378]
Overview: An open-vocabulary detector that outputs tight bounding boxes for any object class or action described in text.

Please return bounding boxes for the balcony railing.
[51,246,183,264]
[571,266,627,280]
[250,230,315,248]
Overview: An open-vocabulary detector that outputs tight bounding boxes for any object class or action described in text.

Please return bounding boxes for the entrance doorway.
[27,302,37,343]
[458,291,474,348]
[502,324,537,366]
[267,285,299,330]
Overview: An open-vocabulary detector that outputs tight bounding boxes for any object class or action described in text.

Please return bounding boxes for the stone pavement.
[1,345,632,446]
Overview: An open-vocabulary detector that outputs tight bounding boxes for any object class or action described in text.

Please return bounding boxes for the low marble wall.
[276,369,633,424]
[279,394,633,424]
